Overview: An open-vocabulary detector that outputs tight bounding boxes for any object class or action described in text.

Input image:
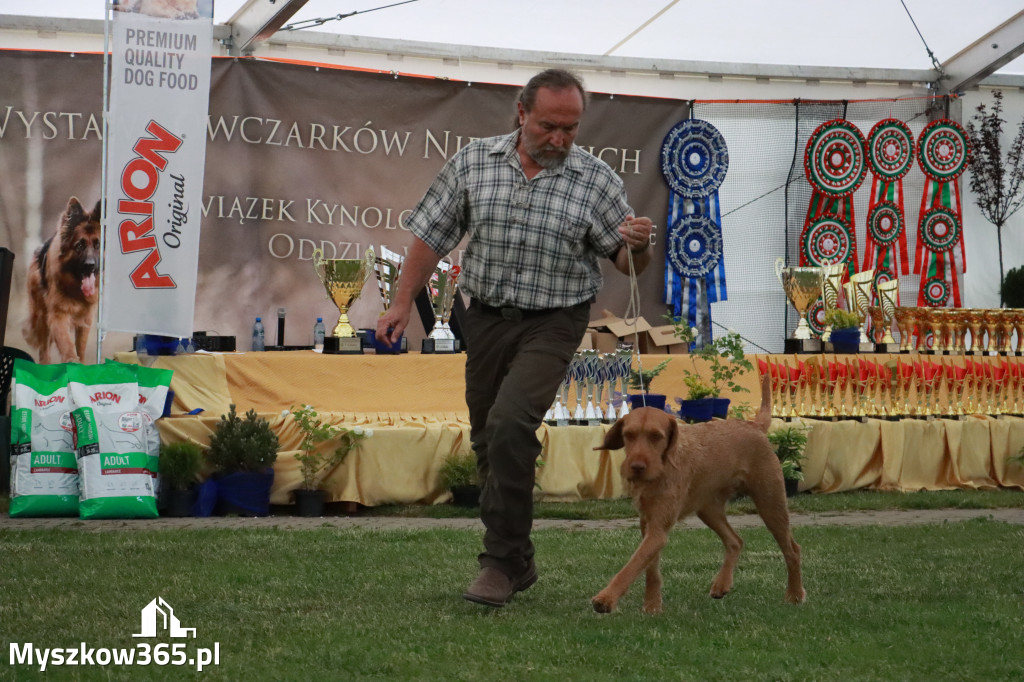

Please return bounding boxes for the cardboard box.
[588,310,652,353]
[576,330,595,351]
[646,325,689,354]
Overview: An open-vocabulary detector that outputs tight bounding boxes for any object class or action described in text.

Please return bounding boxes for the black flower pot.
[163,487,197,517]
[294,488,327,517]
[450,484,480,508]
[784,477,800,498]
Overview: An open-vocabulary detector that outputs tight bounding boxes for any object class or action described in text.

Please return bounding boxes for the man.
[375,68,654,607]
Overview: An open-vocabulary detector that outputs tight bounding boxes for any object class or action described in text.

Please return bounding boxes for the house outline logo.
[132,597,196,638]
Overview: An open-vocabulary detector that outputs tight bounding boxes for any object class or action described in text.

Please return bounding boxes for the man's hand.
[375,306,410,349]
[613,216,655,275]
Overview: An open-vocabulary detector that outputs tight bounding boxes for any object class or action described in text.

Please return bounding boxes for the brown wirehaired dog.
[592,375,805,613]
[24,197,102,364]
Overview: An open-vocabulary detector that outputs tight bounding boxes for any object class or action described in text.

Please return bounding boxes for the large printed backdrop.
[0,51,684,360]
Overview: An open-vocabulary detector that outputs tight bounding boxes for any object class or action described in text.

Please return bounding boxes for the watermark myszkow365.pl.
[8,597,220,673]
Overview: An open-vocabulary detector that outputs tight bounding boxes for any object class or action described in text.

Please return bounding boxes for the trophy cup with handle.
[370,245,406,353]
[874,278,901,353]
[775,258,823,353]
[422,261,461,354]
[820,263,846,343]
[844,269,875,348]
[312,247,371,354]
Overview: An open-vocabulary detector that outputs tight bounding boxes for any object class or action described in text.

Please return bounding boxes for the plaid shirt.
[407,130,632,310]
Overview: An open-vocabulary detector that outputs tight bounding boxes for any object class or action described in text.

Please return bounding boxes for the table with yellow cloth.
[114,351,1024,506]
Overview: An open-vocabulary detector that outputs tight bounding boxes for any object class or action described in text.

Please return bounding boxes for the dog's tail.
[753,372,772,432]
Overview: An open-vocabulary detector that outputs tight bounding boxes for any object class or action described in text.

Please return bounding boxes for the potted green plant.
[438,451,479,507]
[1001,266,1024,308]
[159,441,204,517]
[767,424,808,497]
[825,309,862,354]
[289,404,369,517]
[626,358,671,410]
[669,319,753,421]
[207,404,279,517]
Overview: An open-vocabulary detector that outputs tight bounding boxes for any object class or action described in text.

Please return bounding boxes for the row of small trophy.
[892,307,1024,355]
[760,355,1024,419]
[776,260,898,353]
[311,246,461,354]
[544,349,633,426]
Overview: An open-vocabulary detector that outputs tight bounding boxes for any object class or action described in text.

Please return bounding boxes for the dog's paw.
[591,593,616,614]
[785,588,806,604]
[642,599,662,614]
[709,579,732,599]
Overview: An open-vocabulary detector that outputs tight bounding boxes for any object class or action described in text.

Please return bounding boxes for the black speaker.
[0,247,14,348]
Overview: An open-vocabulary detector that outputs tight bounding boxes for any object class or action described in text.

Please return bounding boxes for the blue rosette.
[660,119,729,330]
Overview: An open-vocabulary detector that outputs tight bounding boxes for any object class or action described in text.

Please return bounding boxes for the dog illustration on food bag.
[24,197,102,364]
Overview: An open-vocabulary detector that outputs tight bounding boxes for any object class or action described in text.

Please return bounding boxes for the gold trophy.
[312,247,371,354]
[874,279,900,352]
[775,258,823,352]
[893,307,913,352]
[422,261,462,354]
[965,308,986,354]
[820,263,846,343]
[844,269,874,347]
[999,309,1016,354]
[981,309,1002,353]
[1013,309,1024,355]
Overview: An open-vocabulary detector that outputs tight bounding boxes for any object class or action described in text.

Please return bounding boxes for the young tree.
[966,90,1024,305]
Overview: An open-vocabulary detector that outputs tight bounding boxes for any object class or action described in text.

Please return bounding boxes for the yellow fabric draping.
[798,415,1024,493]
[117,351,1024,506]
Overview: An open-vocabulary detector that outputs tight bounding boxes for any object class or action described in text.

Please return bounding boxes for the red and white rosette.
[863,119,914,286]
[914,119,969,307]
[801,119,866,277]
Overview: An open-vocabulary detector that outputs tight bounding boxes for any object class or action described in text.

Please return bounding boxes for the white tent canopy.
[1,1,1023,316]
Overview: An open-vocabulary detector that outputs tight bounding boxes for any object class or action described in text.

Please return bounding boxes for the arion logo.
[133,597,196,639]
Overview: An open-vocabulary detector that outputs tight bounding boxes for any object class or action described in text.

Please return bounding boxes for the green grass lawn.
[2,517,1023,681]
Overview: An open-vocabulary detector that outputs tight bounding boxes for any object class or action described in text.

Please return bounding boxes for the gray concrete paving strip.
[1,508,1021,532]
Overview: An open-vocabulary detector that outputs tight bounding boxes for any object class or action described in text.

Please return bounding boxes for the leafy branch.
[966,90,1024,304]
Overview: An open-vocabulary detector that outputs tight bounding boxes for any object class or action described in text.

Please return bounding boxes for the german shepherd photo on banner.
[24,197,102,364]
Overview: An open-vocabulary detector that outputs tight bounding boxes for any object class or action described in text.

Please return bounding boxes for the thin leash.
[621,237,650,406]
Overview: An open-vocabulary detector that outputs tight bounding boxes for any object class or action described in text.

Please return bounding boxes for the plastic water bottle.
[252,317,266,351]
[313,317,326,351]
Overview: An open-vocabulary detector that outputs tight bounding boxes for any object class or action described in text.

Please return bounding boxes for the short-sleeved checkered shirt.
[407,130,632,310]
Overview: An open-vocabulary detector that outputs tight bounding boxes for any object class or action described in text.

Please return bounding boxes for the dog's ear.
[594,418,625,451]
[90,200,102,222]
[60,197,86,242]
[662,416,679,461]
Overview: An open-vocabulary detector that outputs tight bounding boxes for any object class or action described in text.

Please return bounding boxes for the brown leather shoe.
[463,567,514,607]
[463,560,539,607]
[514,558,538,593]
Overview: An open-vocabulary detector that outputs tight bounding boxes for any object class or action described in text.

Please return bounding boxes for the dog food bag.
[105,360,172,489]
[68,362,157,519]
[133,363,173,493]
[9,361,79,517]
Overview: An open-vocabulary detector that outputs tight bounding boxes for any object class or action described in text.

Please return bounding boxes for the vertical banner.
[101,1,213,337]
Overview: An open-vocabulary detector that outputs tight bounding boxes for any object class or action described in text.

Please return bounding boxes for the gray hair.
[517,69,588,113]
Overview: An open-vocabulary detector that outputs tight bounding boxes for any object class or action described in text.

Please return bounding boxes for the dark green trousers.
[462,299,591,578]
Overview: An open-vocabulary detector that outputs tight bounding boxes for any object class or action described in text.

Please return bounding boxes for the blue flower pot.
[678,399,714,423]
[213,468,275,517]
[830,328,861,354]
[711,397,731,419]
[628,393,667,410]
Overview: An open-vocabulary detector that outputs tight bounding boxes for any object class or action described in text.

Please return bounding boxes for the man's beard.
[525,139,569,169]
